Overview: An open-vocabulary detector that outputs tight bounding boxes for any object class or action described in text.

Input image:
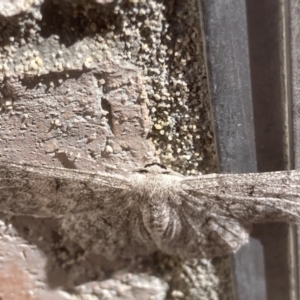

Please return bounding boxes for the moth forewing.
[181,170,300,224]
[0,161,131,217]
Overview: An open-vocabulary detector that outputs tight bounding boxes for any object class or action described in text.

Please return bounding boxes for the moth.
[0,160,300,260]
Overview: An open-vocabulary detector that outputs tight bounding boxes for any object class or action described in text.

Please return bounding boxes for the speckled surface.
[0,0,233,299]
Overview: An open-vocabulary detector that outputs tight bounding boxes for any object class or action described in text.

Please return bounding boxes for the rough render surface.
[0,0,233,299]
[0,60,153,170]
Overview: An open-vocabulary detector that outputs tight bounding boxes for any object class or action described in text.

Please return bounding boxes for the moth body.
[128,163,184,247]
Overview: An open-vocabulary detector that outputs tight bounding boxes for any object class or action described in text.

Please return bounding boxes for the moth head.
[132,163,183,177]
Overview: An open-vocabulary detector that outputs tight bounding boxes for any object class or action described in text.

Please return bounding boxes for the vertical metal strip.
[199,0,257,174]
[198,1,264,298]
[287,0,300,298]
[246,1,292,299]
[282,0,298,299]
[198,0,294,299]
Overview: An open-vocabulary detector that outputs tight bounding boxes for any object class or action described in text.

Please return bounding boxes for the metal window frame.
[198,0,297,299]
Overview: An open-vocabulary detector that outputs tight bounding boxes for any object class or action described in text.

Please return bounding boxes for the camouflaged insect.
[0,161,300,259]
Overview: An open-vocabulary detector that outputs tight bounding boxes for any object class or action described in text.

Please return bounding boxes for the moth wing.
[0,161,131,217]
[61,205,157,259]
[181,171,300,224]
[0,161,158,258]
[157,189,251,259]
[157,170,300,259]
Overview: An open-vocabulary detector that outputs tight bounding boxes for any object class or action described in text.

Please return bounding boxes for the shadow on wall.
[0,214,171,289]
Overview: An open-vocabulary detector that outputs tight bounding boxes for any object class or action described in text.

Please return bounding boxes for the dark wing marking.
[181,171,300,224]
[0,161,131,217]
[0,161,157,258]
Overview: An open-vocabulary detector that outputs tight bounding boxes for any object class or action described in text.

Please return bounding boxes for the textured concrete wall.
[0,0,232,299]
